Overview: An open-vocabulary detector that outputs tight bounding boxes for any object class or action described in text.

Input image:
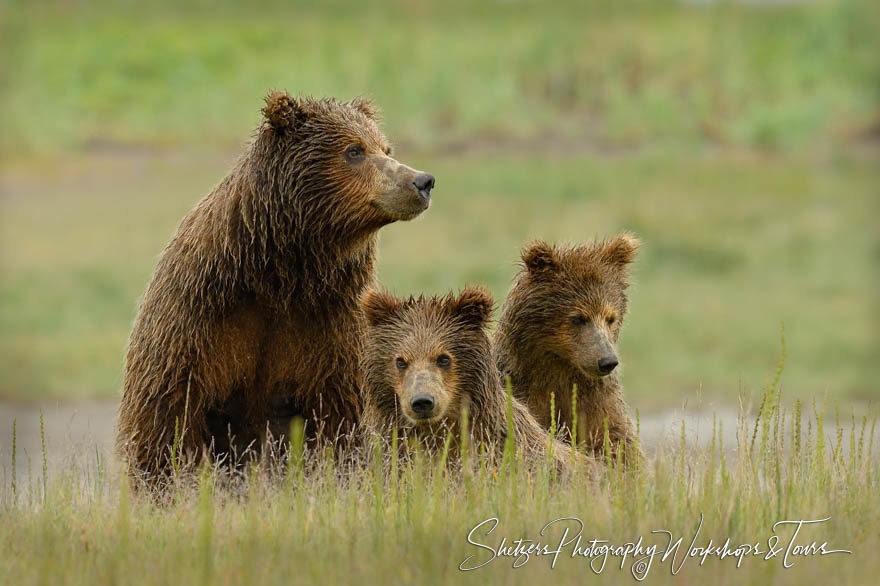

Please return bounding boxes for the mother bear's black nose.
[413,173,435,200]
[411,393,435,415]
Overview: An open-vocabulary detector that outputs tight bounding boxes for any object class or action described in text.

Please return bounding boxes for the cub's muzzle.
[400,363,448,423]
[410,392,436,416]
[597,355,619,376]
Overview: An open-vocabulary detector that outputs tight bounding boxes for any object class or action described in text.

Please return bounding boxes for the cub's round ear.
[347,96,380,121]
[450,285,494,328]
[361,289,401,327]
[521,241,558,276]
[262,91,305,133]
[601,233,641,268]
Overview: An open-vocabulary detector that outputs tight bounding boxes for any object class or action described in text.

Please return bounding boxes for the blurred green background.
[0,0,877,410]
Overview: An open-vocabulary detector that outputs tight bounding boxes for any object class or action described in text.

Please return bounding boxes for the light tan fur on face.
[367,154,430,220]
[395,357,459,425]
[567,319,618,378]
[329,114,430,222]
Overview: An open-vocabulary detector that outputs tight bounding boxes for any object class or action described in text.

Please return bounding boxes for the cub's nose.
[410,393,435,416]
[413,173,435,201]
[597,356,619,375]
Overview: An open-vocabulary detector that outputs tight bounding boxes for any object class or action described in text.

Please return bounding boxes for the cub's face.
[514,234,639,379]
[390,344,457,425]
[260,92,435,225]
[361,287,494,427]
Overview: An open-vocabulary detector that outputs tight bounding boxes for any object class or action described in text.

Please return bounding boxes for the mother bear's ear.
[347,96,380,121]
[361,289,402,327]
[449,285,494,329]
[262,91,308,134]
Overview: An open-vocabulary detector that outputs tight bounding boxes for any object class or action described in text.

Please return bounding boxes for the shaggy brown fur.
[360,286,596,477]
[494,235,642,464]
[116,92,435,486]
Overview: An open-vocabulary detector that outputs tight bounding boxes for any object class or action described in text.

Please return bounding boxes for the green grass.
[1,382,878,585]
[1,0,877,155]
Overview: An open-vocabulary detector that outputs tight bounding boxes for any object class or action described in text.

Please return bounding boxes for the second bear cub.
[494,234,642,463]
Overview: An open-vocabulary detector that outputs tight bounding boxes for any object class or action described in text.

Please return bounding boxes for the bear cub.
[494,234,642,464]
[360,286,596,477]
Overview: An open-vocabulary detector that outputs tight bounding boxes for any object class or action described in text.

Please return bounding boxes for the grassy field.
[1,387,878,585]
[1,0,879,583]
[3,0,878,155]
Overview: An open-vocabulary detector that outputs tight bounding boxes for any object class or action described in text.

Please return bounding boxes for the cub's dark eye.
[395,357,408,371]
[607,316,616,325]
[436,354,451,368]
[384,146,393,156]
[346,145,365,161]
[570,315,588,327]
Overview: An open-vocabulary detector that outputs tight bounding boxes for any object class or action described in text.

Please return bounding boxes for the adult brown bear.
[116,92,435,486]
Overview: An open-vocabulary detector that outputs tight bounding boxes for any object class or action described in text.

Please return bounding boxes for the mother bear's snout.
[413,172,435,201]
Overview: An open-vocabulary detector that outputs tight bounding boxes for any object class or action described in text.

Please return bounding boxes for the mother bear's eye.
[395,357,408,371]
[345,145,365,161]
[436,354,451,368]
